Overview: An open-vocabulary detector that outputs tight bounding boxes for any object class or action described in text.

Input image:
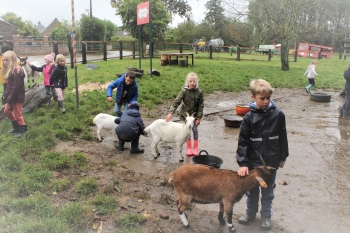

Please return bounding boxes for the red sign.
[137,1,150,25]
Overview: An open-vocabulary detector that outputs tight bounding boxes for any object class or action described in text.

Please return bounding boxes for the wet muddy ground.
[54,88,350,233]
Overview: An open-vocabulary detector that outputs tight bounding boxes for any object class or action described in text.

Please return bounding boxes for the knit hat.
[44,53,55,63]
[129,101,139,111]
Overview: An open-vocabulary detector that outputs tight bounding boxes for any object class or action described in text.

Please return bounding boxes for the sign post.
[137,1,151,76]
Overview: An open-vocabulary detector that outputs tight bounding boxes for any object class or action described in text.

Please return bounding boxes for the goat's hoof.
[229,226,236,233]
[184,224,190,229]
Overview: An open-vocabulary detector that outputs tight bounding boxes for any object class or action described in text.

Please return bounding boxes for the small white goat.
[18,56,41,88]
[144,113,195,161]
[93,113,118,142]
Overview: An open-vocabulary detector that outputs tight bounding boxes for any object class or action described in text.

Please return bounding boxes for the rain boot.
[186,139,193,156]
[343,110,350,119]
[339,108,344,117]
[115,140,125,151]
[46,96,51,106]
[8,120,20,133]
[58,101,66,113]
[14,125,28,138]
[130,139,144,154]
[193,140,199,156]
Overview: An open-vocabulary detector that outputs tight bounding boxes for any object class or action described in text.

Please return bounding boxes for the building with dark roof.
[0,20,17,39]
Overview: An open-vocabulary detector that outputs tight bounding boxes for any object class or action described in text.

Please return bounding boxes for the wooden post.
[132,42,136,59]
[53,41,58,55]
[103,41,107,61]
[81,41,87,64]
[209,45,213,59]
[268,49,272,61]
[180,43,183,53]
[237,47,240,61]
[119,41,123,60]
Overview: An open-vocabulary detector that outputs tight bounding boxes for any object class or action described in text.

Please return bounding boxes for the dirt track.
[54,88,350,233]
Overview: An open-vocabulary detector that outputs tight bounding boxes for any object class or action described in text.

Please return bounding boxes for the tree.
[1,12,40,36]
[51,20,73,41]
[163,0,192,18]
[171,20,196,43]
[104,20,117,40]
[112,0,171,43]
[80,15,106,41]
[204,0,227,33]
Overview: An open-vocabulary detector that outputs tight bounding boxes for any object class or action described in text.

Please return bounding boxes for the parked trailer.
[297,42,333,59]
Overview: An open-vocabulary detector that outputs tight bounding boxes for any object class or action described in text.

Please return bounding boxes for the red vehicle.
[297,42,333,59]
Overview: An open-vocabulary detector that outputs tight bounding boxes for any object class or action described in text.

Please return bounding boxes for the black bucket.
[192,150,223,168]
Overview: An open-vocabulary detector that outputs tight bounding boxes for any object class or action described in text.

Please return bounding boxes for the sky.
[0,0,207,29]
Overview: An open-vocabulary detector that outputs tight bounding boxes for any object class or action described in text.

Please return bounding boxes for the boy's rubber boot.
[343,110,350,118]
[193,140,199,156]
[186,140,193,156]
[8,120,20,133]
[14,125,28,138]
[130,139,144,154]
[58,101,66,113]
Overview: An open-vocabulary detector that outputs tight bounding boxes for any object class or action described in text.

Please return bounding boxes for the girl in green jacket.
[165,72,204,156]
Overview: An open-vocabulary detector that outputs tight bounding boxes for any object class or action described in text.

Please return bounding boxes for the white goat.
[144,113,195,161]
[18,56,41,88]
[93,113,118,142]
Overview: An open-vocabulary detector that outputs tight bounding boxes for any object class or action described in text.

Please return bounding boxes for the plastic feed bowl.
[236,104,250,115]
[223,115,243,128]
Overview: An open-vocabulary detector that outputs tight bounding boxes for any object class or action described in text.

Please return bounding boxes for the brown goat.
[167,164,275,232]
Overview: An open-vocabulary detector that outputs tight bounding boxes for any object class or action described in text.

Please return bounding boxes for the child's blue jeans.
[114,99,129,117]
[245,169,277,219]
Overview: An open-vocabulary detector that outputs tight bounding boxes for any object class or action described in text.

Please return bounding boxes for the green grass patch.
[0,54,348,231]
[75,177,97,195]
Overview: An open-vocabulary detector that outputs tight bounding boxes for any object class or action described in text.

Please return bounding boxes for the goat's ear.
[255,177,267,188]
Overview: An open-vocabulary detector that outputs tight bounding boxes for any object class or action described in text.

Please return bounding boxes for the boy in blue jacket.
[236,79,289,230]
[114,102,146,154]
[106,71,138,117]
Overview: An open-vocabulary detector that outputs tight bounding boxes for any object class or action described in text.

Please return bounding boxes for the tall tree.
[112,0,171,42]
[1,12,40,36]
[204,0,227,33]
[51,20,74,41]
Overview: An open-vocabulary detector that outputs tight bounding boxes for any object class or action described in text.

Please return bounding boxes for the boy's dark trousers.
[245,169,277,218]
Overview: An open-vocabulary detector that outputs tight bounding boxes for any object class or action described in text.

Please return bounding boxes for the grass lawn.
[0,54,348,232]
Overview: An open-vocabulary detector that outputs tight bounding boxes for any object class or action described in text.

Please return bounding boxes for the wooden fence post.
[209,45,213,59]
[237,47,241,61]
[82,41,87,64]
[53,41,58,55]
[103,41,107,61]
[119,41,123,60]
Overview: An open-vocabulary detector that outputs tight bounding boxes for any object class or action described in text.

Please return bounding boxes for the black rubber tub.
[192,150,223,168]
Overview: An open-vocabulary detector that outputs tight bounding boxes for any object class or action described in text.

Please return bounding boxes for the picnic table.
[160,53,194,67]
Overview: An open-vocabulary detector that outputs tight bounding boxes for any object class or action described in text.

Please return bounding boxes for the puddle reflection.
[338,118,350,140]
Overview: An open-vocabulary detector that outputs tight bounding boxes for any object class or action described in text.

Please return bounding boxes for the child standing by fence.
[50,54,68,113]
[2,50,28,138]
[165,72,204,156]
[29,53,58,106]
[304,60,318,93]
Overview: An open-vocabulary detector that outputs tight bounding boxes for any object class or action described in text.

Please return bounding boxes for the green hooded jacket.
[169,87,204,119]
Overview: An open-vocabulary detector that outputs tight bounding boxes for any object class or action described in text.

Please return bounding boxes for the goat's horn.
[260,154,267,170]
[255,177,267,188]
[186,112,189,117]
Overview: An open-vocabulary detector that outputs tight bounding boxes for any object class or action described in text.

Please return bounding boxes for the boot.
[130,139,144,154]
[339,108,344,117]
[115,140,125,151]
[58,101,66,113]
[193,140,199,156]
[305,84,311,93]
[8,120,20,133]
[14,125,28,138]
[343,110,350,118]
[46,96,51,106]
[186,140,193,156]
